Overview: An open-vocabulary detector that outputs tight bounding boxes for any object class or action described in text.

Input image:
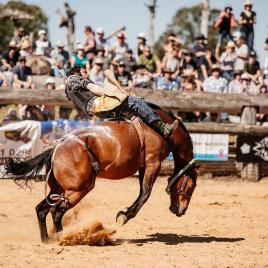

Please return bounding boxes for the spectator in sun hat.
[1,40,19,71]
[83,25,96,62]
[95,27,109,56]
[239,0,256,51]
[114,61,133,89]
[181,68,202,92]
[228,70,243,93]
[154,68,179,91]
[220,41,237,81]
[89,57,105,86]
[214,4,236,59]
[245,50,262,85]
[33,29,52,56]
[136,32,147,58]
[111,32,129,61]
[233,31,249,71]
[50,40,70,77]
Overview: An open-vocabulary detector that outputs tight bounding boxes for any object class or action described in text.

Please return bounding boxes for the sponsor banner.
[236,136,268,162]
[190,133,229,161]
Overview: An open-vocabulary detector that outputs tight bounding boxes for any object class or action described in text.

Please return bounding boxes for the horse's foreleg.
[116,163,160,226]
[36,197,52,243]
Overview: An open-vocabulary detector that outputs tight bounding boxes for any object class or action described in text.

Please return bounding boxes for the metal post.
[200,0,210,38]
[146,0,157,46]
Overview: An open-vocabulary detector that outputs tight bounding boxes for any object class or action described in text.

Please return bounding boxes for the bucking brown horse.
[5,104,198,243]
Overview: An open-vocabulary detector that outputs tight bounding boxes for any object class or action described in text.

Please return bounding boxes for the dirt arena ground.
[0,176,268,268]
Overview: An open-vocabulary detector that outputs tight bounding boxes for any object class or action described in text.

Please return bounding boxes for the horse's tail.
[4,148,54,187]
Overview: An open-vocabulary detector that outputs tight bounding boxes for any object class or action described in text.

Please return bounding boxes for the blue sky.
[1,0,268,62]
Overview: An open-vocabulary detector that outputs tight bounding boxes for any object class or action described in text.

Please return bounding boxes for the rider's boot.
[152,119,179,139]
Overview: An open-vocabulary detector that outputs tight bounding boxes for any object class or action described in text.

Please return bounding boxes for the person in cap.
[136,32,147,58]
[42,77,56,120]
[111,32,129,61]
[50,40,70,77]
[228,70,243,93]
[233,31,249,71]
[13,56,34,89]
[155,68,179,91]
[132,64,152,88]
[95,27,109,56]
[33,29,52,56]
[1,40,19,71]
[83,26,96,62]
[220,41,237,81]
[71,44,90,73]
[239,0,256,51]
[241,72,259,94]
[65,66,179,139]
[245,51,262,84]
[138,45,161,75]
[89,57,105,86]
[214,4,236,59]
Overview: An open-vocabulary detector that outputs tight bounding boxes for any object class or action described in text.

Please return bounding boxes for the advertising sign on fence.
[190,133,229,161]
[236,136,268,162]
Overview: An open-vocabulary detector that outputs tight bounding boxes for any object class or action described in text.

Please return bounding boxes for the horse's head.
[168,168,198,217]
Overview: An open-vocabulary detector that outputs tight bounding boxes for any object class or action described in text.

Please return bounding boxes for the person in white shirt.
[228,71,243,93]
[233,31,249,71]
[33,30,52,56]
[89,58,105,86]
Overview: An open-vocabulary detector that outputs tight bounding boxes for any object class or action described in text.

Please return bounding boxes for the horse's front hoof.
[116,211,128,227]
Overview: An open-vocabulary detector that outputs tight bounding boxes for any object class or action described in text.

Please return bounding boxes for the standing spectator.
[162,48,180,79]
[164,33,182,57]
[71,44,90,73]
[155,69,179,91]
[111,32,128,61]
[50,40,70,77]
[124,49,137,74]
[214,4,236,60]
[95,27,109,56]
[84,26,96,62]
[264,38,268,86]
[12,56,35,89]
[42,77,56,120]
[1,40,19,71]
[115,61,133,89]
[136,32,147,58]
[233,32,249,72]
[138,46,161,75]
[89,58,105,86]
[132,65,152,88]
[33,29,52,56]
[203,64,228,93]
[220,41,237,81]
[193,34,209,81]
[245,51,262,85]
[228,70,243,93]
[239,0,256,51]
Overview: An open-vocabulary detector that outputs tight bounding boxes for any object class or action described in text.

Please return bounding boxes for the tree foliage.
[154,5,221,58]
[0,1,48,51]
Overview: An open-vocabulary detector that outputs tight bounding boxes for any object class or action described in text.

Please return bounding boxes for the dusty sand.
[0,176,268,268]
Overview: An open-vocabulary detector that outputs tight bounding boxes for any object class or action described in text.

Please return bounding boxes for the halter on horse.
[5,105,198,242]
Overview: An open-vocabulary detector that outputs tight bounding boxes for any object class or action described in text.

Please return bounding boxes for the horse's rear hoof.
[116,212,128,227]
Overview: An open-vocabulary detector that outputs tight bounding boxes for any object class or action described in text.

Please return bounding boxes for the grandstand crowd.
[1,0,268,123]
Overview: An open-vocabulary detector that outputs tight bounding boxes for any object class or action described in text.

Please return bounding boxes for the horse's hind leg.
[36,197,51,243]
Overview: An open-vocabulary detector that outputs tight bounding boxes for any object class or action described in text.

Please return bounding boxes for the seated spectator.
[181,69,202,92]
[89,58,105,86]
[111,32,128,61]
[220,41,237,81]
[154,69,180,91]
[50,40,70,77]
[109,60,119,72]
[22,105,44,121]
[1,40,20,71]
[245,51,262,84]
[239,0,256,51]
[180,49,197,72]
[0,71,8,87]
[19,39,32,57]
[42,77,56,120]
[124,49,137,74]
[233,32,249,71]
[193,34,209,81]
[138,45,161,75]
[136,32,147,59]
[260,84,268,94]
[228,70,243,93]
[132,65,152,88]
[241,72,259,95]
[12,56,35,89]
[95,48,109,70]
[214,4,236,59]
[164,33,182,57]
[83,25,96,62]
[95,27,109,56]
[33,29,52,56]
[115,61,133,89]
[71,44,90,73]
[203,64,228,93]
[162,47,180,79]
[264,37,268,86]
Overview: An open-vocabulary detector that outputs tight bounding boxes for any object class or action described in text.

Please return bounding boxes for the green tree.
[0,1,48,51]
[154,5,221,58]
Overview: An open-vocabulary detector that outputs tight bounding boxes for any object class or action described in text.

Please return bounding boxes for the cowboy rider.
[65,65,179,139]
